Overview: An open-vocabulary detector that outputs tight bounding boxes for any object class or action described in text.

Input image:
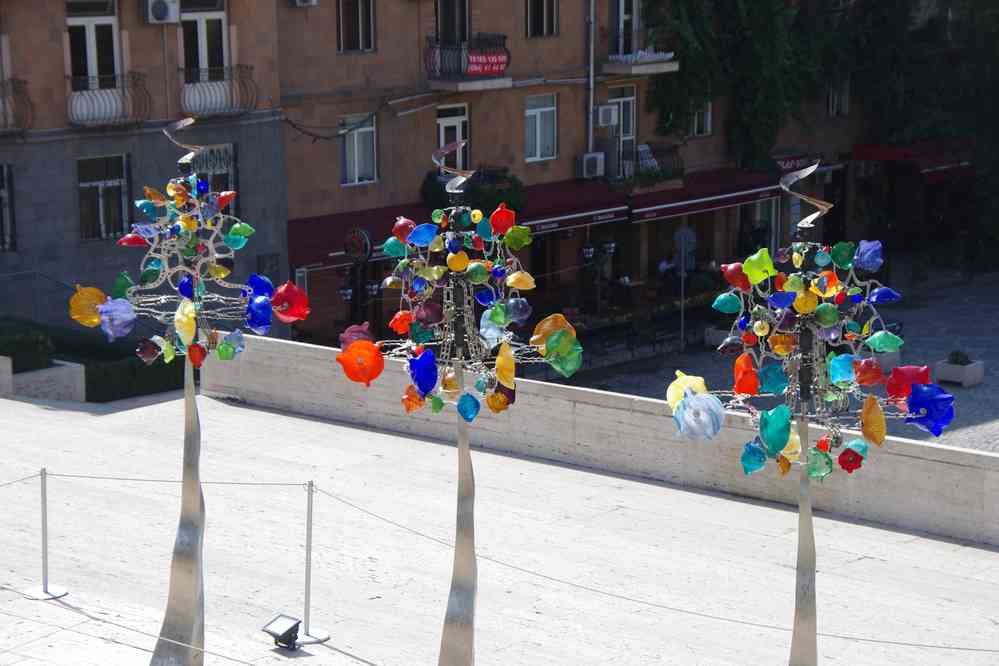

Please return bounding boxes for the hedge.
[0,329,54,373]
[85,357,184,403]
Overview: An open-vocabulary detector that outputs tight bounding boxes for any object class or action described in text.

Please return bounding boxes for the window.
[526,0,558,38]
[67,1,119,92]
[827,78,850,118]
[436,0,468,46]
[191,143,237,213]
[608,85,636,177]
[0,165,14,252]
[524,94,557,162]
[181,2,227,84]
[340,114,377,185]
[78,155,129,240]
[437,105,469,172]
[612,0,637,55]
[690,100,712,137]
[338,0,376,52]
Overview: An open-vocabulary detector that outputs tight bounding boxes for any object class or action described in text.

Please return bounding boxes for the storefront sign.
[466,51,510,76]
[525,207,629,234]
[775,154,821,172]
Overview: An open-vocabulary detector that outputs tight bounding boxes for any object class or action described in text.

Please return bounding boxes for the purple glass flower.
[854,240,884,273]
[339,322,373,349]
[905,383,955,436]
[98,298,136,342]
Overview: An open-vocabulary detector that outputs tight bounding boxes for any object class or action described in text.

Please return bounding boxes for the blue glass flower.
[134,200,159,221]
[177,274,195,300]
[407,223,439,247]
[457,392,481,422]
[673,389,725,440]
[245,295,272,335]
[506,297,533,324]
[446,237,463,254]
[247,273,274,298]
[474,289,496,307]
[479,310,504,349]
[197,179,210,195]
[408,349,438,397]
[905,383,955,436]
[97,298,136,342]
[869,287,902,304]
[740,439,767,475]
[490,266,507,280]
[768,291,796,309]
[829,353,855,386]
[737,313,751,331]
[854,240,884,273]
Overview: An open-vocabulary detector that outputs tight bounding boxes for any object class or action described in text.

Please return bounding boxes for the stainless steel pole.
[41,467,49,594]
[23,467,67,600]
[788,420,817,666]
[679,234,686,352]
[305,480,314,636]
[298,480,329,645]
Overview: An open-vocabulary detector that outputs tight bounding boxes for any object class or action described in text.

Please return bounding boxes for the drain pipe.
[587,0,595,153]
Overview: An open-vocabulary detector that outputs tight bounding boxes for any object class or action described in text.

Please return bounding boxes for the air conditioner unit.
[576,152,606,179]
[596,104,619,128]
[291,0,319,6]
[142,0,180,24]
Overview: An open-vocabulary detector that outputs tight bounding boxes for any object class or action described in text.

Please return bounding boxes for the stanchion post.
[23,467,68,600]
[297,481,329,645]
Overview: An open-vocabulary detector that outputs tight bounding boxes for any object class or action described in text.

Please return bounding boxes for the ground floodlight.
[262,614,301,650]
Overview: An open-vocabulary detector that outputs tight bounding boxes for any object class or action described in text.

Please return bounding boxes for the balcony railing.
[606,24,677,75]
[0,78,34,134]
[179,66,258,119]
[67,72,151,128]
[425,33,511,82]
[621,143,685,188]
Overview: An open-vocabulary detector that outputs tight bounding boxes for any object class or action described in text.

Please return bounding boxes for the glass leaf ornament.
[743,248,777,284]
[741,440,768,475]
[759,404,792,457]
[886,365,931,399]
[712,292,742,314]
[67,120,307,366]
[861,395,886,446]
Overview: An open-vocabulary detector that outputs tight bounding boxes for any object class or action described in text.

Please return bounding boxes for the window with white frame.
[78,155,129,240]
[66,1,119,92]
[526,0,558,38]
[690,99,712,137]
[613,0,638,55]
[609,85,636,177]
[181,0,228,84]
[437,105,469,172]
[827,78,850,118]
[340,114,377,185]
[338,0,376,52]
[524,94,557,162]
[0,165,14,252]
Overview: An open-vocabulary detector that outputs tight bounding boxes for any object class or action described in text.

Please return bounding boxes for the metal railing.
[620,143,684,182]
[0,78,33,134]
[608,23,672,60]
[179,65,258,119]
[424,33,511,81]
[66,72,151,128]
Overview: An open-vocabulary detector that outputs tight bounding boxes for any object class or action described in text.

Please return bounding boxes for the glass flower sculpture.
[335,141,582,664]
[668,163,953,665]
[67,119,309,666]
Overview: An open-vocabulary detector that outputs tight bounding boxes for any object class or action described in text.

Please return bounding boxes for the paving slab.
[1,393,997,665]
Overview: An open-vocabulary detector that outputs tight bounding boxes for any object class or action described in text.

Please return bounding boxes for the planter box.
[703,326,730,348]
[1,355,86,401]
[934,360,985,387]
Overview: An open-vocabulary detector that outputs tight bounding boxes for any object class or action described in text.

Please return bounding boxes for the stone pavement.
[1,393,998,664]
[589,272,999,452]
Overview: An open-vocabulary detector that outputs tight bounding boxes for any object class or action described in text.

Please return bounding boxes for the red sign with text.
[466,51,509,76]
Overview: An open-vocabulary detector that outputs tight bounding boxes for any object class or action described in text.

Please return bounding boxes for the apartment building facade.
[0,0,288,326]
[278,0,872,344]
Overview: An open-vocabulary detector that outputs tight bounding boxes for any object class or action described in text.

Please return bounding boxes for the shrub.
[85,357,184,403]
[0,330,54,373]
[947,350,972,366]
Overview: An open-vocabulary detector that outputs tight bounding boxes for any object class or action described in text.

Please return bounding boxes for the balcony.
[619,143,685,194]
[424,33,512,92]
[67,73,151,128]
[604,24,679,76]
[179,66,258,119]
[0,78,34,135]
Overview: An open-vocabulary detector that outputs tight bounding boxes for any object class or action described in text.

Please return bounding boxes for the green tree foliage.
[643,0,821,171]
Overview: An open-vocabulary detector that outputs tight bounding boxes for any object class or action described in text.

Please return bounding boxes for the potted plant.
[935,350,985,387]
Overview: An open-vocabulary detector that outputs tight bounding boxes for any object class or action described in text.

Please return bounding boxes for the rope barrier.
[312,486,999,655]
[46,472,305,488]
[0,472,39,489]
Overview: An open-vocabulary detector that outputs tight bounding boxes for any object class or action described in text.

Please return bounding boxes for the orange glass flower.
[336,340,385,387]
